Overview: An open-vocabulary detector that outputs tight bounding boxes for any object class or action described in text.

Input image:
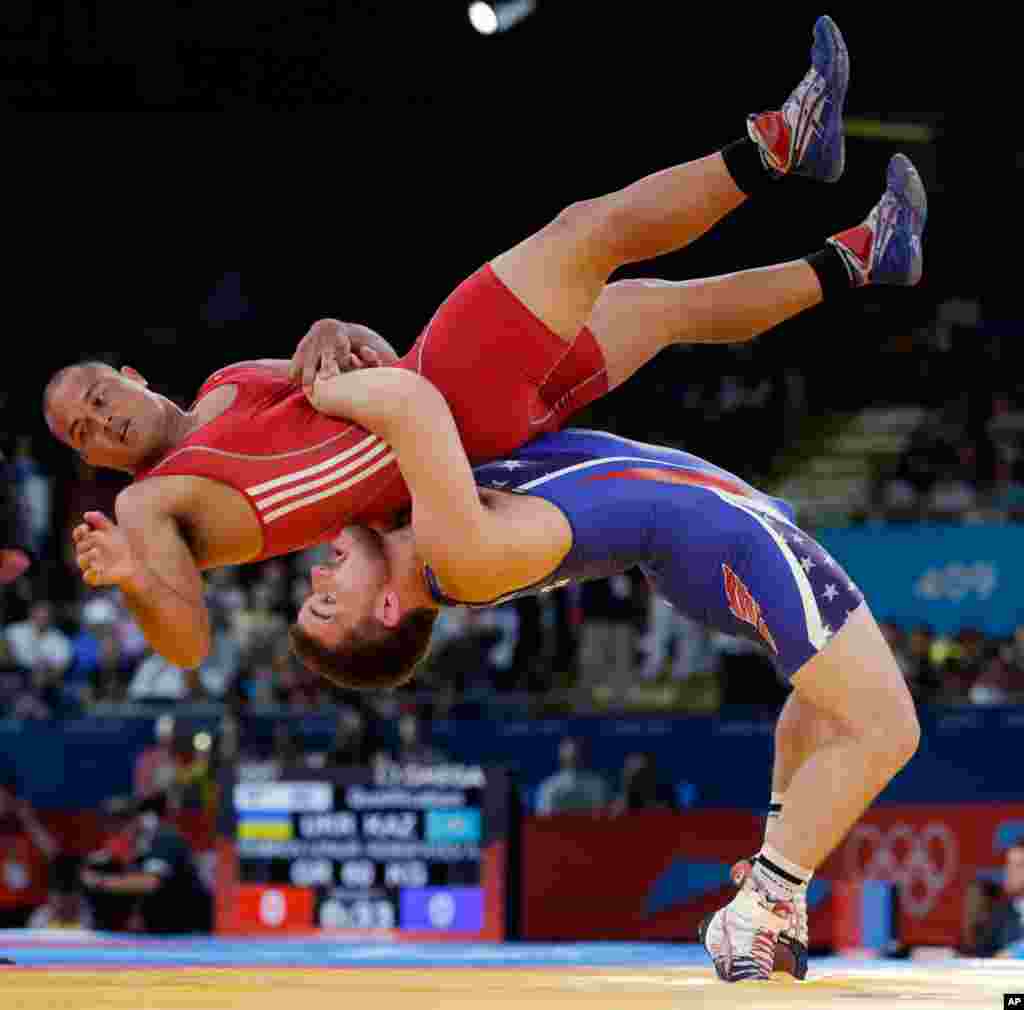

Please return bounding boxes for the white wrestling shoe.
[728,857,808,978]
[699,873,795,982]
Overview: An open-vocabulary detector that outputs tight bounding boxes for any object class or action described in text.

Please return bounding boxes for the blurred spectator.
[608,752,679,816]
[85,793,150,931]
[0,772,57,927]
[428,609,503,696]
[970,629,1024,704]
[964,844,1024,957]
[394,711,449,766]
[903,625,943,702]
[67,596,123,705]
[535,737,609,816]
[5,600,73,717]
[576,575,637,692]
[127,650,190,702]
[80,792,211,935]
[0,450,33,585]
[5,599,72,680]
[196,604,241,699]
[269,724,304,774]
[10,435,52,562]
[27,854,94,930]
[925,464,978,520]
[233,583,288,671]
[170,730,214,812]
[640,595,716,681]
[134,714,178,798]
[323,708,380,768]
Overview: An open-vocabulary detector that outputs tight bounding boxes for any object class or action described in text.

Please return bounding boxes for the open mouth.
[120,419,130,443]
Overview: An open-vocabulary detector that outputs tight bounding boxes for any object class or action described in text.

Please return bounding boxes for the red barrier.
[522,804,1024,948]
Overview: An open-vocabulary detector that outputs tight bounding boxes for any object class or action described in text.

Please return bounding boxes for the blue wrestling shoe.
[827,153,928,286]
[747,15,849,182]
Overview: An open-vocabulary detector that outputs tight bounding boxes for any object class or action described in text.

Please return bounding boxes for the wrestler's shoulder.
[197,359,292,394]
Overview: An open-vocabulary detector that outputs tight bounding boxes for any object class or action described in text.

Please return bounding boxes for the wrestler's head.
[290,525,438,691]
[43,362,172,473]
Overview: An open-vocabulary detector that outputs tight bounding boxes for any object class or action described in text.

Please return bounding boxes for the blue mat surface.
[0,933,708,968]
[3,932,1022,969]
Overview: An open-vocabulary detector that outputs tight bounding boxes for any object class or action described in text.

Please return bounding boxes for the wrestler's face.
[296,527,393,649]
[45,364,166,473]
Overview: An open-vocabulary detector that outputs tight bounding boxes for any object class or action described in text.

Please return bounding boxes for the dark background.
[2,3,1001,472]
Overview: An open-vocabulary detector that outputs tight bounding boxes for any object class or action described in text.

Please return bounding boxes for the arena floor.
[2,934,1021,1009]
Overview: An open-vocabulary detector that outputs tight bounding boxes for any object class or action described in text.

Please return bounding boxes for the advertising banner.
[816,524,1024,635]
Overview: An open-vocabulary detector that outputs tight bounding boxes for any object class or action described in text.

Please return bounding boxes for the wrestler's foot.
[828,153,928,287]
[699,874,795,982]
[728,857,808,979]
[747,15,849,182]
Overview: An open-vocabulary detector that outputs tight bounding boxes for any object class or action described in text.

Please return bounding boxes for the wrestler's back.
[133,363,410,564]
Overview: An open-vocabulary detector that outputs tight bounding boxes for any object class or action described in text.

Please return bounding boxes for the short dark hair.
[289,608,438,691]
[42,360,116,430]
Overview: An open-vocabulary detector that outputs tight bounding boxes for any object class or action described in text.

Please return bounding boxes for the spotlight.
[468,1,536,36]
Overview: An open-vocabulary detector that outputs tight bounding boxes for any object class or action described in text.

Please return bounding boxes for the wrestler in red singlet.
[134,265,608,560]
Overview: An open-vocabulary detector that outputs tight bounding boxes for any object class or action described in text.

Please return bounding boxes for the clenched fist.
[72,511,138,588]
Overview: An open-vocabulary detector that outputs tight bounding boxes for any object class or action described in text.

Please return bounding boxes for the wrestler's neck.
[384,526,437,612]
[162,384,239,453]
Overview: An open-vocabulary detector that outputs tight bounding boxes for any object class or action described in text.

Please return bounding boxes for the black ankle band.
[756,854,805,887]
[721,137,779,197]
[767,802,782,816]
[806,245,853,301]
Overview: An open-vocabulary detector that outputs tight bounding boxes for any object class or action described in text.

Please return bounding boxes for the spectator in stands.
[80,792,211,935]
[970,629,1024,704]
[990,461,1024,520]
[925,461,979,520]
[0,450,32,585]
[170,728,214,811]
[4,600,73,717]
[67,595,125,706]
[427,608,503,696]
[324,708,377,768]
[195,602,241,699]
[965,844,1024,957]
[27,854,93,930]
[233,583,288,672]
[394,710,449,766]
[903,624,943,702]
[10,435,52,563]
[134,714,178,798]
[608,752,679,816]
[5,599,72,683]
[270,723,304,774]
[576,575,638,694]
[0,771,57,927]
[535,737,609,816]
[640,594,716,681]
[127,649,190,702]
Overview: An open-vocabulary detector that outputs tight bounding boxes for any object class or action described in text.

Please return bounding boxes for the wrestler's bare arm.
[306,366,562,601]
[72,481,212,669]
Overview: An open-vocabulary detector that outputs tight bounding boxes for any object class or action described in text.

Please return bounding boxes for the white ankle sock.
[752,844,813,903]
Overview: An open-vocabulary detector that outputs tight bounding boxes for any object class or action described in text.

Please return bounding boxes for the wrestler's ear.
[376,589,403,629]
[121,366,148,388]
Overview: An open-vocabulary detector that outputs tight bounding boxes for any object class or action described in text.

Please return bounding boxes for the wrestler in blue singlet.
[424,429,864,680]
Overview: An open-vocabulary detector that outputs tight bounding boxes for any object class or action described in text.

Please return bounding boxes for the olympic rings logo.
[843,822,959,919]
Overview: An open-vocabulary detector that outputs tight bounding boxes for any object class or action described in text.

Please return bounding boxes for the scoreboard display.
[215,764,513,939]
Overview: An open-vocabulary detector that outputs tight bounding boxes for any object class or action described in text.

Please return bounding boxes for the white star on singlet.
[790,533,804,544]
[822,584,839,602]
[822,624,833,638]
[497,461,526,470]
[800,556,816,572]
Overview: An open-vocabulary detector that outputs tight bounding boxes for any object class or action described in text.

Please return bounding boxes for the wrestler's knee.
[862,683,921,777]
